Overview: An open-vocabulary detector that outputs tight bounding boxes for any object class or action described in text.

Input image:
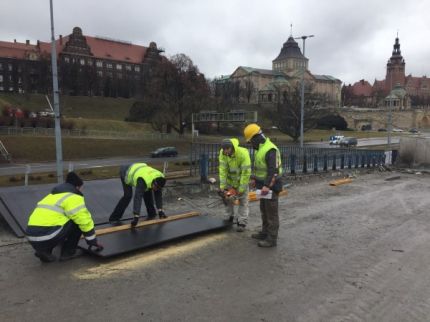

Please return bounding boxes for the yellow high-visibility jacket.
[218,138,251,193]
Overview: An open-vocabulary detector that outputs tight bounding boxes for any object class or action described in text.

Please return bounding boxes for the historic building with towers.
[0,26,164,97]
[215,34,342,106]
[344,36,430,109]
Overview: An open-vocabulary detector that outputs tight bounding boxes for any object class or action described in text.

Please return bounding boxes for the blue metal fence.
[190,143,386,176]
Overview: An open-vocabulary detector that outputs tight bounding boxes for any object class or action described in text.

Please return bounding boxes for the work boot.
[131,215,140,227]
[159,212,168,219]
[34,251,56,263]
[236,224,246,232]
[59,249,84,262]
[224,216,234,223]
[251,231,267,240]
[257,239,277,248]
[109,219,122,226]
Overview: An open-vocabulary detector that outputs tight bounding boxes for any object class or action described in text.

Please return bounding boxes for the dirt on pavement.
[1,169,430,321]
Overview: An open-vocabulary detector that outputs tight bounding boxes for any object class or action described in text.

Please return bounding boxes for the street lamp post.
[295,35,314,148]
[49,0,63,183]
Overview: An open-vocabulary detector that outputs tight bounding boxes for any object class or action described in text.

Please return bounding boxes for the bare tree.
[271,83,328,142]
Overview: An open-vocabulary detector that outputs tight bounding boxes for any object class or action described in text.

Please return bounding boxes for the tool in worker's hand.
[217,188,240,206]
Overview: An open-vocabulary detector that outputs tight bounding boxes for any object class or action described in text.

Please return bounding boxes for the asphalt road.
[1,171,430,321]
[307,136,400,148]
[0,155,188,176]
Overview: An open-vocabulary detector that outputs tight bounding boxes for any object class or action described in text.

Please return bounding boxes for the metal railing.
[0,140,11,161]
[190,143,386,176]
[0,126,180,140]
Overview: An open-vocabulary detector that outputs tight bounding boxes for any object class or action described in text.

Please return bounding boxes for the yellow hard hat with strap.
[243,123,261,142]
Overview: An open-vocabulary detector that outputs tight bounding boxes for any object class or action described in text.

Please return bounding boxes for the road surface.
[0,155,188,176]
[1,170,430,321]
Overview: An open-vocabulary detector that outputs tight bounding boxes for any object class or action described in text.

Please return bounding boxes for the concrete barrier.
[399,137,430,167]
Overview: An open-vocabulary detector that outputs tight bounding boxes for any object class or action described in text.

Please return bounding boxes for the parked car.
[392,128,404,132]
[409,128,420,134]
[150,147,178,158]
[378,128,387,132]
[329,135,344,145]
[339,137,358,147]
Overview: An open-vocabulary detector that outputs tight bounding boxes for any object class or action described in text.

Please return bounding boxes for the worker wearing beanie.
[26,172,103,262]
[109,163,167,227]
[218,138,251,232]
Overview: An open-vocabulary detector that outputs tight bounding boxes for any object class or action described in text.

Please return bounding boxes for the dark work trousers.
[259,192,279,241]
[29,221,82,256]
[109,176,160,220]
[109,176,133,221]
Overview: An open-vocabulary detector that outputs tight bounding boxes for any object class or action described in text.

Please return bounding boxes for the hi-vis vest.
[254,138,283,182]
[27,192,95,241]
[125,163,164,191]
[218,138,251,193]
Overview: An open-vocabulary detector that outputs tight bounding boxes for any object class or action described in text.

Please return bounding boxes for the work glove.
[86,238,104,252]
[131,215,140,227]
[261,186,270,195]
[158,210,167,219]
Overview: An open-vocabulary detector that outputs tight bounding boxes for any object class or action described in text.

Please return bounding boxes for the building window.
[8,64,12,71]
[135,66,140,72]
[64,57,70,63]
[118,74,123,79]
[107,63,113,69]
[9,75,12,81]
[126,65,132,71]
[87,60,93,66]
[9,87,14,91]
[0,75,3,82]
[0,63,2,70]
[18,77,22,84]
[0,86,3,91]
[97,71,103,77]
[116,64,122,70]
[107,72,113,78]
[80,59,85,65]
[96,60,103,68]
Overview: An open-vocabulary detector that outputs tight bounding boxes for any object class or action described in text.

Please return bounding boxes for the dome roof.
[273,36,305,62]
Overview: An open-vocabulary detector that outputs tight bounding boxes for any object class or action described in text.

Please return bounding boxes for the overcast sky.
[1,0,429,85]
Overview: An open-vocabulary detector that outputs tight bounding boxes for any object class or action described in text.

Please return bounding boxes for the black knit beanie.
[66,171,84,187]
[154,177,166,188]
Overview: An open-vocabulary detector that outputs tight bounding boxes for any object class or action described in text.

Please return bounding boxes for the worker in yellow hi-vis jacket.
[218,138,251,232]
[26,172,103,263]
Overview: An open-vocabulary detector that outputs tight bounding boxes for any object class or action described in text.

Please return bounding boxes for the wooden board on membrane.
[78,215,230,258]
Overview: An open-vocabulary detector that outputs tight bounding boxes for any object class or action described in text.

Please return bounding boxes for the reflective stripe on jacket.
[218,138,251,193]
[254,138,283,182]
[126,163,164,190]
[27,191,95,241]
[124,163,148,185]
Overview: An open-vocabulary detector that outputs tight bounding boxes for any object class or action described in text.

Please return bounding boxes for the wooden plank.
[79,215,230,258]
[329,178,353,186]
[94,211,200,236]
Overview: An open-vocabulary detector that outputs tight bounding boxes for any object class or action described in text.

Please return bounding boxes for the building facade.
[215,35,342,106]
[0,27,163,97]
[345,36,430,109]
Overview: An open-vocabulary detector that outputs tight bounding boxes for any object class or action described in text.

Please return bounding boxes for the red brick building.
[344,36,430,108]
[0,27,163,97]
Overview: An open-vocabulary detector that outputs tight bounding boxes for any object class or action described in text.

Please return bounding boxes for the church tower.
[385,36,405,91]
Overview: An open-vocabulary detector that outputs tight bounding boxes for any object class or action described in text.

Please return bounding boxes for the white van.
[329,135,344,145]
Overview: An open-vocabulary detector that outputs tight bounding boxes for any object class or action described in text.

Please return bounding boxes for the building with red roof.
[344,36,430,108]
[0,27,163,97]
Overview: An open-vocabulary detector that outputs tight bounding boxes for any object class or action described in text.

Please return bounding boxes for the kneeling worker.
[26,172,103,262]
[219,138,251,232]
[109,163,167,227]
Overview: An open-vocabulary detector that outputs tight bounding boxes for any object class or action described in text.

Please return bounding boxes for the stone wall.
[338,109,430,130]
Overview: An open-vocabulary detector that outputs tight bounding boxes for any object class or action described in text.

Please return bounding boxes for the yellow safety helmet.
[243,123,261,142]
